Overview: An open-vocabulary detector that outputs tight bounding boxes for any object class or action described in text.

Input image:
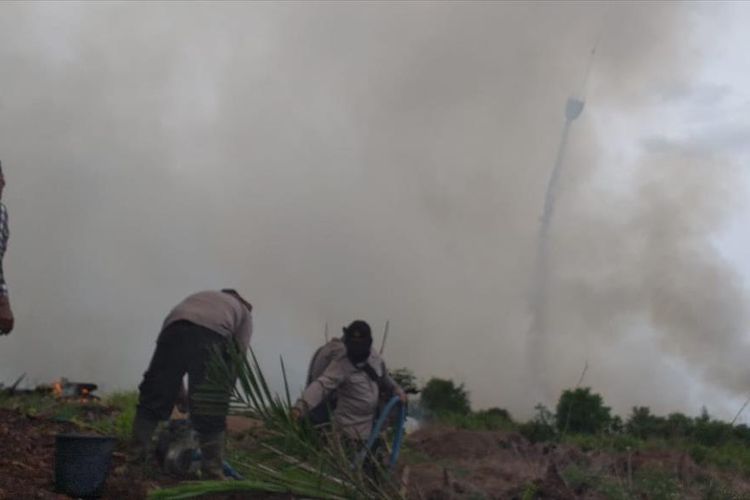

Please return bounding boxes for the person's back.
[162,290,252,350]
[304,338,346,425]
[306,338,346,385]
[132,288,253,479]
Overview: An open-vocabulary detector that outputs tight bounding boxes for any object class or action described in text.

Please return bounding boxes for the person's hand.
[396,387,408,404]
[291,407,302,422]
[0,295,14,335]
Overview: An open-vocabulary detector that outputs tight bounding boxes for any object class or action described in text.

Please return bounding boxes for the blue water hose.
[222,460,244,480]
[353,395,406,471]
[191,449,244,480]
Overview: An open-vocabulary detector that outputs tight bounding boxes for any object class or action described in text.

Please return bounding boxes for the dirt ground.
[403,427,580,499]
[4,405,750,499]
[403,426,750,499]
[0,407,187,499]
[0,406,288,500]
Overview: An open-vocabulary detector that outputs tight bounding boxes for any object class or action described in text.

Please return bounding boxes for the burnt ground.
[0,407,178,499]
[3,405,750,499]
[402,426,750,499]
[0,406,288,500]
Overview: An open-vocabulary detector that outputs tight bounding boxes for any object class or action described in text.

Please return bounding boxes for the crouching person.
[303,332,347,425]
[292,320,406,474]
[131,289,253,479]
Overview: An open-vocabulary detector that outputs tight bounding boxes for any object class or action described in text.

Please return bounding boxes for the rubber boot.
[130,413,159,465]
[199,431,227,480]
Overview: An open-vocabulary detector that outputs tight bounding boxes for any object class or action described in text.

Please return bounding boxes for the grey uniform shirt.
[297,348,400,440]
[306,338,346,386]
[160,290,253,351]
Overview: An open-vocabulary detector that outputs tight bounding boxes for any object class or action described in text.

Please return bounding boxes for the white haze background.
[1,1,750,420]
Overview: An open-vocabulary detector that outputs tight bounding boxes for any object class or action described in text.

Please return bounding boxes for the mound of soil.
[0,408,76,499]
[0,407,181,499]
[404,426,567,499]
[0,406,281,499]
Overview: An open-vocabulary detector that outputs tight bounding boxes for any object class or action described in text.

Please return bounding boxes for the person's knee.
[192,415,227,435]
[137,383,179,421]
[135,404,167,423]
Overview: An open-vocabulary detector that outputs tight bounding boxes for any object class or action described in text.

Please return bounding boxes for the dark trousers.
[342,435,385,483]
[136,321,233,434]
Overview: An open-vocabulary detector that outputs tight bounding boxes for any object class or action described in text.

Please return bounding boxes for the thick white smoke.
[0,2,745,419]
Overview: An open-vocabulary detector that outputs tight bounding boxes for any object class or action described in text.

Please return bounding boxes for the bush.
[420,378,470,416]
[481,407,512,421]
[563,433,643,453]
[608,415,624,434]
[437,407,515,431]
[694,417,732,447]
[626,406,667,439]
[561,464,628,499]
[519,404,557,443]
[88,391,138,442]
[633,468,681,500]
[689,444,709,465]
[665,412,692,439]
[390,368,420,394]
[695,442,750,474]
[556,387,611,435]
[732,423,750,445]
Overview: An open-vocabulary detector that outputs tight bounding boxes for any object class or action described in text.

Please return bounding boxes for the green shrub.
[105,390,139,412]
[698,478,747,500]
[626,406,667,439]
[698,442,750,475]
[390,368,420,394]
[689,444,709,465]
[694,419,732,447]
[436,408,515,431]
[561,464,628,500]
[87,390,138,442]
[633,468,681,500]
[563,433,600,452]
[519,404,556,443]
[607,434,643,452]
[608,415,624,434]
[520,483,538,500]
[420,378,470,416]
[562,463,597,491]
[665,412,692,439]
[556,387,611,435]
[732,423,750,445]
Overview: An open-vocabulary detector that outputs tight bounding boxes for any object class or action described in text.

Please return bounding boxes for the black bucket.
[55,433,116,498]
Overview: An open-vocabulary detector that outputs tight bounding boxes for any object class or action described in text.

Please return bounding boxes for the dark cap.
[343,320,372,341]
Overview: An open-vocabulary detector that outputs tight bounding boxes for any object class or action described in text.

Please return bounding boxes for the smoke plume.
[0,2,743,418]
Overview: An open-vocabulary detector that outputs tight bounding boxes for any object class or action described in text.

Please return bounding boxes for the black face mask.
[344,339,372,365]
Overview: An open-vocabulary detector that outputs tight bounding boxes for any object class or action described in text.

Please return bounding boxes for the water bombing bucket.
[55,433,116,498]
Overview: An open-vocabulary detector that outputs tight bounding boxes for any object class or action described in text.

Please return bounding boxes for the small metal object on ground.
[156,419,200,477]
[156,419,243,479]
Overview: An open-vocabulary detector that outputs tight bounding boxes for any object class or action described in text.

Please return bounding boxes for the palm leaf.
[151,342,403,499]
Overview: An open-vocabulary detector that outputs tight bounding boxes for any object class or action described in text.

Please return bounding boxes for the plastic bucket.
[55,433,116,498]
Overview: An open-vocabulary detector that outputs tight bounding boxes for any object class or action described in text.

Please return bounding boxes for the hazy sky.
[1,1,749,421]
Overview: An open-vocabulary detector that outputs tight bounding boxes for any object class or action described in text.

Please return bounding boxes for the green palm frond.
[149,342,404,499]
